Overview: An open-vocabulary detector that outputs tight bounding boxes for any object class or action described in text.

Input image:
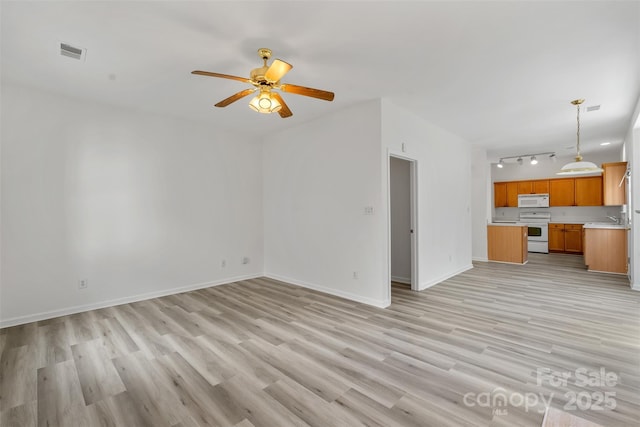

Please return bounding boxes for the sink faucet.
[607,216,619,224]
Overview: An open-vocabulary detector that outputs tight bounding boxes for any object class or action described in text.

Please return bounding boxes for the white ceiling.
[2,1,639,160]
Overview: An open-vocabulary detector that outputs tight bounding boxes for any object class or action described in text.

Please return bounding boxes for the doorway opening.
[389,155,418,292]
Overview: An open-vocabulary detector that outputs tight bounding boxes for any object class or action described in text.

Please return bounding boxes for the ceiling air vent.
[586,105,601,112]
[60,42,86,61]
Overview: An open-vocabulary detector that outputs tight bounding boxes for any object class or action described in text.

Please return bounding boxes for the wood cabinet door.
[584,229,628,273]
[603,162,627,206]
[494,183,507,207]
[533,180,549,194]
[506,182,519,207]
[575,176,603,206]
[549,179,575,206]
[548,224,565,251]
[564,225,583,253]
[517,181,533,194]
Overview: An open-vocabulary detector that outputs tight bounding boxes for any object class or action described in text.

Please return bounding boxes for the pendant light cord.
[576,101,581,159]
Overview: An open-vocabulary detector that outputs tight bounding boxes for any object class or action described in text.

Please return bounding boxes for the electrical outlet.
[78,279,88,290]
[241,257,250,265]
[221,259,226,268]
[364,206,374,215]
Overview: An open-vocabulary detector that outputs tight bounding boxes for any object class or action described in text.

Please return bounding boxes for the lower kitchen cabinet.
[549,223,583,254]
[584,228,628,274]
[487,225,528,264]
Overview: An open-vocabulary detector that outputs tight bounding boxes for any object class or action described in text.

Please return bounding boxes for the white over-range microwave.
[517,194,550,208]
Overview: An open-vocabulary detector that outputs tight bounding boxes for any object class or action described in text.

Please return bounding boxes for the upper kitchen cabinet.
[494,182,518,207]
[549,179,575,206]
[575,176,603,206]
[517,180,549,195]
[602,162,627,205]
[495,177,601,207]
[549,177,602,206]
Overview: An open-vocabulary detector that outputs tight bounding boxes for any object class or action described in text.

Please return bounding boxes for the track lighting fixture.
[495,152,555,168]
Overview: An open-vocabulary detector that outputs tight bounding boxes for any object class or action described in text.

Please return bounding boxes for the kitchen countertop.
[550,221,587,224]
[488,222,526,227]
[583,222,628,229]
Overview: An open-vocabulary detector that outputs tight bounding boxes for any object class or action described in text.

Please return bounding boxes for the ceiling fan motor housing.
[250,66,270,84]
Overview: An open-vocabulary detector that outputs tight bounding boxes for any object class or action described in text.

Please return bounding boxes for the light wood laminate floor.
[1,254,639,426]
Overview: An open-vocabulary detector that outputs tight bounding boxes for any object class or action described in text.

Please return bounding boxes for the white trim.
[0,273,262,328]
[472,256,489,262]
[265,273,391,308]
[586,269,627,275]
[487,260,529,266]
[387,149,420,298]
[631,282,640,291]
[418,264,474,291]
[391,275,411,284]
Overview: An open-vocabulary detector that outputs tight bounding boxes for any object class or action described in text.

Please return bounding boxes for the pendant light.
[557,99,603,175]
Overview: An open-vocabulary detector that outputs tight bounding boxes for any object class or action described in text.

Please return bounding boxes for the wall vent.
[60,42,86,61]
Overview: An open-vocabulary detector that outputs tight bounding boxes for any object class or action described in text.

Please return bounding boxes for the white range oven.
[519,211,551,253]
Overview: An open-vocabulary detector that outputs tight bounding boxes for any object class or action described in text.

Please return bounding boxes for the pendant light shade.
[558,99,603,175]
[557,159,604,175]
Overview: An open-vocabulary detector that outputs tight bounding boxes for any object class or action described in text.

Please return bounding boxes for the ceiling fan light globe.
[258,96,272,110]
[249,92,282,114]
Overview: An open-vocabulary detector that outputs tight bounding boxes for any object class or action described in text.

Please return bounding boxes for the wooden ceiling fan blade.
[271,92,292,118]
[215,88,257,108]
[264,59,292,83]
[279,84,334,101]
[191,70,252,84]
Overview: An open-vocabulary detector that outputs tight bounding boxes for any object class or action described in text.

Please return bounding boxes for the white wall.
[381,100,473,291]
[390,157,411,283]
[625,95,640,290]
[1,84,264,326]
[471,148,490,261]
[262,100,389,307]
[632,127,639,289]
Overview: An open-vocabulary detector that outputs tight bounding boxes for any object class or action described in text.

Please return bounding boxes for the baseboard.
[631,282,640,291]
[418,264,474,291]
[472,256,489,262]
[0,273,262,328]
[265,273,391,309]
[391,275,411,285]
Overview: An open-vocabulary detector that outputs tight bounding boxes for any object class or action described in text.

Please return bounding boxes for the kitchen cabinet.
[494,182,518,207]
[584,228,627,274]
[602,162,627,205]
[564,225,583,253]
[494,177,601,207]
[549,223,583,254]
[517,180,549,195]
[488,224,528,264]
[549,177,602,206]
[549,179,575,206]
[575,176,603,206]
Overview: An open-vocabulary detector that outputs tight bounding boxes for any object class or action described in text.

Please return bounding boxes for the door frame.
[387,151,419,295]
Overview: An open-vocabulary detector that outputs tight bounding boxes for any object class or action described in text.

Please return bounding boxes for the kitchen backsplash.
[494,206,625,223]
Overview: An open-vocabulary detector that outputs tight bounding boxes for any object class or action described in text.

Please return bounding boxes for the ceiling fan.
[191,48,335,118]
